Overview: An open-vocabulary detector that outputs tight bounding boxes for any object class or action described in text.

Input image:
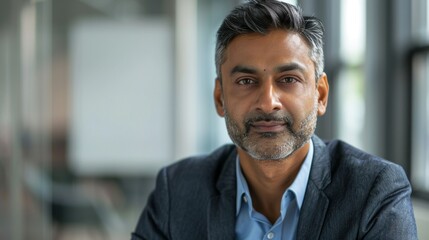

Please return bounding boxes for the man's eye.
[237,78,255,85]
[279,77,297,84]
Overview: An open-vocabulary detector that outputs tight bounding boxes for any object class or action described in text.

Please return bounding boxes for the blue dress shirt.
[235,140,314,240]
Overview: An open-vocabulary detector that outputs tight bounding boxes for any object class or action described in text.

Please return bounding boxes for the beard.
[224,98,318,161]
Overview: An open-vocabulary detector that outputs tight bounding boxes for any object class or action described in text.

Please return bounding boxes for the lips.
[250,121,286,133]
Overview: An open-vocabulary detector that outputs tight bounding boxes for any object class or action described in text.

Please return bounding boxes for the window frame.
[409,45,429,201]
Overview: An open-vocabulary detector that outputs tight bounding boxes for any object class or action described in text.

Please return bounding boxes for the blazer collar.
[207,145,237,240]
[308,135,332,189]
[211,136,332,192]
[296,135,332,239]
[206,136,333,240]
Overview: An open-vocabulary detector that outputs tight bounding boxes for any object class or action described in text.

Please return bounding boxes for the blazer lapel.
[296,136,332,240]
[207,147,237,240]
[206,137,332,239]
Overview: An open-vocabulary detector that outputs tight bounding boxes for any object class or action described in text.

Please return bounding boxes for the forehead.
[221,30,314,75]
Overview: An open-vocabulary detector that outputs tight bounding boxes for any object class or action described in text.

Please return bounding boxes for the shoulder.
[155,144,237,196]
[322,140,416,238]
[132,144,237,239]
[165,144,236,180]
[309,137,411,203]
[318,138,411,204]
[324,139,405,178]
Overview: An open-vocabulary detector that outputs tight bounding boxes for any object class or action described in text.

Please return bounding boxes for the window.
[411,0,429,198]
[411,48,429,196]
[337,0,366,149]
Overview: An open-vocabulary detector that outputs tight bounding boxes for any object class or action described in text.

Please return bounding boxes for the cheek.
[281,92,316,119]
[224,102,245,122]
[223,91,252,116]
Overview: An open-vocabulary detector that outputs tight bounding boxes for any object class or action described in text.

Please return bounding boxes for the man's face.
[214,30,329,160]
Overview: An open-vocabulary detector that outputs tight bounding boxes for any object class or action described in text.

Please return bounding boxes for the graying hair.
[215,0,324,80]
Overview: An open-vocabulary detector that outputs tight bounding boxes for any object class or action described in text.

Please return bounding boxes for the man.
[132,0,417,239]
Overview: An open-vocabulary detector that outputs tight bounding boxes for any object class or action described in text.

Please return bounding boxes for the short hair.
[215,0,325,80]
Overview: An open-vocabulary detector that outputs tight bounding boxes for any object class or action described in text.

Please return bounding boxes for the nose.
[256,82,282,113]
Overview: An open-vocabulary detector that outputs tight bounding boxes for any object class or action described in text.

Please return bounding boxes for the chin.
[244,136,309,161]
[245,144,294,161]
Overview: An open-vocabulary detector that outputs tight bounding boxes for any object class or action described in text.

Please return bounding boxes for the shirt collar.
[235,139,314,216]
[289,139,314,209]
[236,155,250,216]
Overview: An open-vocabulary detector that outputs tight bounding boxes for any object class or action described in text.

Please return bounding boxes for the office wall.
[1,0,428,239]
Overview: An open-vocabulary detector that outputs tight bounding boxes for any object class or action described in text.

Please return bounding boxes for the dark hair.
[215,0,324,80]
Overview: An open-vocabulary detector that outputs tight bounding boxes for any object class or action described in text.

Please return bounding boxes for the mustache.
[244,111,293,131]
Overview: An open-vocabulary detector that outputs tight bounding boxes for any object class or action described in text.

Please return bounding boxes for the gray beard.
[224,99,318,161]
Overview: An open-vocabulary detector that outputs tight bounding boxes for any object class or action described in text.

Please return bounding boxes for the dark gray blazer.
[132,135,417,239]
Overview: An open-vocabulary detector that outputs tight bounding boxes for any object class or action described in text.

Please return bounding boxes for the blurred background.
[1,0,429,239]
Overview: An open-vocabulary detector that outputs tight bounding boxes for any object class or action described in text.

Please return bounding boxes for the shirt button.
[267,232,275,239]
[243,195,248,203]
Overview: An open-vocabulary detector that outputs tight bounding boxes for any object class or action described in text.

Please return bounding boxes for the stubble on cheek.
[223,97,318,161]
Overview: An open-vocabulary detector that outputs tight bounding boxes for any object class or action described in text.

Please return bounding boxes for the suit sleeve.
[359,164,418,239]
[131,168,170,240]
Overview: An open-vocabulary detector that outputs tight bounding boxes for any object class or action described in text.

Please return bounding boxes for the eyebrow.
[230,62,306,76]
[274,63,306,73]
[230,65,258,76]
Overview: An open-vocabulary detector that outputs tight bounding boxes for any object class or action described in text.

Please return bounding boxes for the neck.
[238,142,309,224]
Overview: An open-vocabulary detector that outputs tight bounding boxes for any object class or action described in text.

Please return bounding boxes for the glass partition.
[411,49,429,195]
[0,0,52,239]
[410,0,429,200]
[1,0,236,239]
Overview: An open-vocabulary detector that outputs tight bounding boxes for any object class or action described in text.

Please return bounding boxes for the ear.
[214,78,225,117]
[316,73,329,116]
